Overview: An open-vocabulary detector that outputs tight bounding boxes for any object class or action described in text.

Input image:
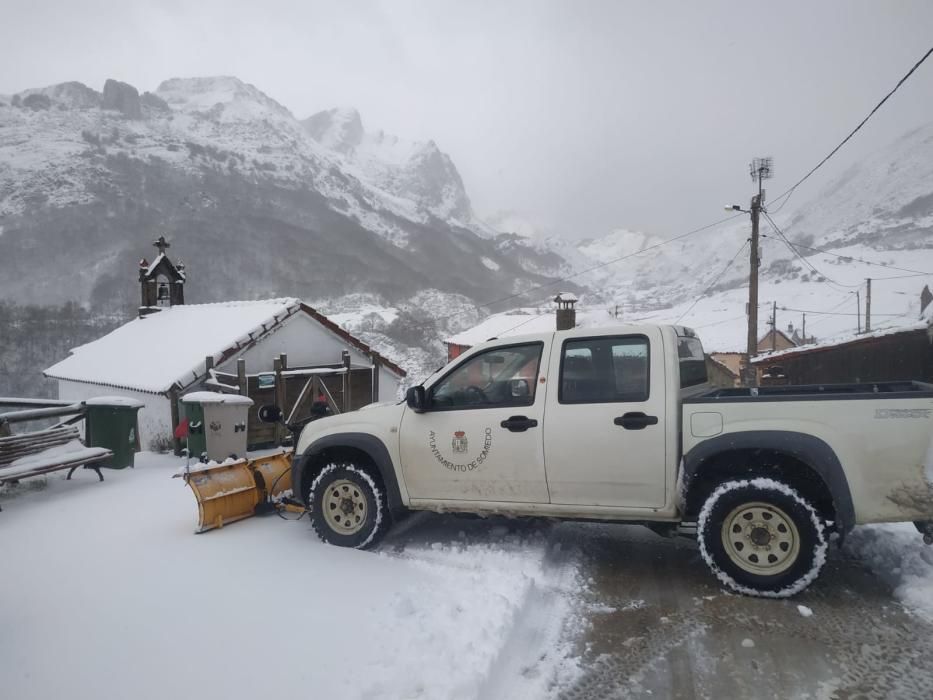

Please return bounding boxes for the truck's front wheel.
[697,478,827,597]
[308,463,389,549]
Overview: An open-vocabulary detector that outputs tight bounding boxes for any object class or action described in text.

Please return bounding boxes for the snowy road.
[560,525,933,699]
[3,453,933,699]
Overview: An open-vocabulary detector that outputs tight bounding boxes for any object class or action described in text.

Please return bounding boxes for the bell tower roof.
[139,236,186,317]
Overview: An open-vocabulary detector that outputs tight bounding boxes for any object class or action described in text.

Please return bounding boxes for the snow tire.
[697,477,827,598]
[308,463,389,549]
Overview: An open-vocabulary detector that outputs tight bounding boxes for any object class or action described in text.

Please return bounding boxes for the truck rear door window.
[559,336,649,403]
[678,336,708,388]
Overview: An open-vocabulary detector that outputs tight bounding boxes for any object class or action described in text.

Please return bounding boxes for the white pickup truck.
[289,324,933,597]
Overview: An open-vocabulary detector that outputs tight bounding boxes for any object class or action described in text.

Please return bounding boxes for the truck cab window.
[429,343,542,409]
[560,336,649,403]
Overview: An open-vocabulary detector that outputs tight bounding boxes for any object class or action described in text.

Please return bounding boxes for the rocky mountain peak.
[302,107,364,154]
[13,81,102,110]
[155,76,293,122]
[101,79,142,119]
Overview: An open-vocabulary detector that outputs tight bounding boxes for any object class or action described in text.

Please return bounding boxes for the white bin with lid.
[180,392,254,462]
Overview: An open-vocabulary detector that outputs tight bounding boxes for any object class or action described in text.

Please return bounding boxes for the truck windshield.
[678,336,707,388]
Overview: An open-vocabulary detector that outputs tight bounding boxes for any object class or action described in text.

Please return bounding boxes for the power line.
[767,45,933,214]
[762,212,862,289]
[774,238,933,276]
[804,294,859,330]
[869,272,933,281]
[674,240,750,324]
[477,213,745,312]
[692,309,765,330]
[778,305,900,317]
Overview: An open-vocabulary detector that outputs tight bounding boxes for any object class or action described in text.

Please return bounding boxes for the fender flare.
[682,430,855,536]
[292,433,405,516]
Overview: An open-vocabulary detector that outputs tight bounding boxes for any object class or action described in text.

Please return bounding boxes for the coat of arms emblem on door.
[451,430,468,453]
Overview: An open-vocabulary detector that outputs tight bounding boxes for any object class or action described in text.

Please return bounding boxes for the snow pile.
[0,453,584,700]
[845,523,933,623]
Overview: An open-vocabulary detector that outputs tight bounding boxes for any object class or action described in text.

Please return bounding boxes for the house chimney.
[554,292,578,331]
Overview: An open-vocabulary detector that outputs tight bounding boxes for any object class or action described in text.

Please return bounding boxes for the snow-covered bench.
[0,425,113,486]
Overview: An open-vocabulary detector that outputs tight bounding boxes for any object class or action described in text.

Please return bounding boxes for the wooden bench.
[0,423,114,512]
[0,425,113,484]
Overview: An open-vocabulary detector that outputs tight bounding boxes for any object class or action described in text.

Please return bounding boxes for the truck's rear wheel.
[697,477,827,598]
[308,463,389,549]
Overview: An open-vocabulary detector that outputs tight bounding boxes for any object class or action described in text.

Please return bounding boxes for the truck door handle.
[614,412,658,430]
[500,415,538,432]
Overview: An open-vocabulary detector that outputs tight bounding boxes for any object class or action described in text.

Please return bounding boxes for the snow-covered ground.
[0,453,583,700]
[845,523,933,624]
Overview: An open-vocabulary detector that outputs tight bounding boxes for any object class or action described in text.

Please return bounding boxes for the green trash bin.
[84,397,144,469]
[180,400,207,462]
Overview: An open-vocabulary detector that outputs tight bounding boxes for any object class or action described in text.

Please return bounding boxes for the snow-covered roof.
[445,308,616,347]
[45,299,302,394]
[752,314,932,364]
[181,392,253,406]
[45,298,407,393]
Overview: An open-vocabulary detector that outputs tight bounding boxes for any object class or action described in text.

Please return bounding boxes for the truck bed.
[686,380,933,403]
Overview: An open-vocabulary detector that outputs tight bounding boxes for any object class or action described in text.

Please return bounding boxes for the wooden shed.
[44,298,406,450]
[751,316,933,386]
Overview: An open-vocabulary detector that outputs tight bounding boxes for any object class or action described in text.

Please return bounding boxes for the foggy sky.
[2,0,932,239]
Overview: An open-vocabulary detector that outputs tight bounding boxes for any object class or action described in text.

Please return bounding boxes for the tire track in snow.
[476,537,584,700]
[377,515,586,699]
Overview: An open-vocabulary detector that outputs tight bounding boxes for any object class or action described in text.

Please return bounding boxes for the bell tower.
[139,235,186,317]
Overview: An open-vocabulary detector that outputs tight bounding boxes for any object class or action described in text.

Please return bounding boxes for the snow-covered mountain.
[1,74,931,368]
[487,123,933,352]
[0,76,551,309]
[302,107,476,225]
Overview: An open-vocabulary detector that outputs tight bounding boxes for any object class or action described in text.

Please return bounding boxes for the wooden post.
[279,353,288,370]
[372,358,381,403]
[237,358,248,396]
[342,350,351,412]
[169,387,181,455]
[273,356,285,445]
[865,278,872,333]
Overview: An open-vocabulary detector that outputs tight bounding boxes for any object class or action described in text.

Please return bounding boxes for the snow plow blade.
[181,449,293,534]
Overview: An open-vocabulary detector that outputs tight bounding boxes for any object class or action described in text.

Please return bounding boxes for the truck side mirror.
[405,386,426,412]
[257,405,283,423]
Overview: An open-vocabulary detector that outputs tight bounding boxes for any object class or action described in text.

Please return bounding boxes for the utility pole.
[865,278,872,333]
[802,313,807,344]
[856,290,861,334]
[746,193,761,378]
[771,301,777,352]
[732,157,772,387]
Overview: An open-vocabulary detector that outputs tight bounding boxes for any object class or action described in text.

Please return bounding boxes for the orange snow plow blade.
[180,449,293,533]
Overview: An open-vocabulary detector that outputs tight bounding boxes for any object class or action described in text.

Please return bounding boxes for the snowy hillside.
[488,123,933,351]
[302,107,478,226]
[0,76,551,308]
